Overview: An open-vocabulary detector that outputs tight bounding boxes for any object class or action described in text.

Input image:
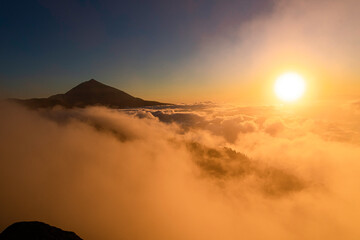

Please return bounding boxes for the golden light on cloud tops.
[274,72,306,102]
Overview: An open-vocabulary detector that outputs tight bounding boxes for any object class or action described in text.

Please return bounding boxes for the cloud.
[352,100,360,111]
[1,101,360,240]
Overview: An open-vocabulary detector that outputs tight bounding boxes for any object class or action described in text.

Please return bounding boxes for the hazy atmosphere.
[1,101,360,239]
[1,0,359,103]
[1,0,360,239]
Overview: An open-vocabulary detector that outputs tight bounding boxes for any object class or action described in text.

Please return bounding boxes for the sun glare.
[274,72,306,102]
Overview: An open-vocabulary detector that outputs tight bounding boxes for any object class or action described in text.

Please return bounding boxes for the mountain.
[0,221,82,240]
[12,79,169,109]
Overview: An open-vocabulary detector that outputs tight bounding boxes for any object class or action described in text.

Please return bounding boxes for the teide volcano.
[13,79,169,109]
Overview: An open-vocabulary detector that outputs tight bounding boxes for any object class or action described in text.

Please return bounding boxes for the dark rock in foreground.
[12,79,170,109]
[0,221,82,240]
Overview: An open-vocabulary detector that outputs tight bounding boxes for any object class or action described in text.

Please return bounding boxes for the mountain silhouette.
[0,221,82,240]
[13,79,169,108]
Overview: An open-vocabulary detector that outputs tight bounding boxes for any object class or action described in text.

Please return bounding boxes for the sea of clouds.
[1,100,360,240]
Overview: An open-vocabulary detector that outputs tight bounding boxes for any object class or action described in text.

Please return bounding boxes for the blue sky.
[0,0,272,99]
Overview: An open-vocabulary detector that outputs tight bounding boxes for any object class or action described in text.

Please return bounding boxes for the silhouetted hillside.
[0,221,82,240]
[12,79,169,109]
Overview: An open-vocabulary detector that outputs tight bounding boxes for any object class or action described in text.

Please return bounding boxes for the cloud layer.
[1,101,360,240]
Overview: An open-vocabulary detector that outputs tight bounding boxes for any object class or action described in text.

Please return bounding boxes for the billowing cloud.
[1,101,360,240]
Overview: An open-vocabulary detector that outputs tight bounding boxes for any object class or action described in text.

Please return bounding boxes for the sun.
[274,72,306,102]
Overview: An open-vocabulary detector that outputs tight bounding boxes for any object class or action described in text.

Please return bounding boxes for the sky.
[1,1,360,238]
[0,0,359,103]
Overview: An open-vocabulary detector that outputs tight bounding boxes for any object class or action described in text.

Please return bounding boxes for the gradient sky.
[1,0,359,103]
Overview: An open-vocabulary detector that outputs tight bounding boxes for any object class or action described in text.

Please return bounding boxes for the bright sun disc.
[274,72,306,102]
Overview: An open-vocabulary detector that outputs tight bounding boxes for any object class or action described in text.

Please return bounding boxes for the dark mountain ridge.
[0,221,82,240]
[12,79,169,109]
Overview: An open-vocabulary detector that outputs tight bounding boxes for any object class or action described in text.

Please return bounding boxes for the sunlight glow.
[274,72,306,102]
